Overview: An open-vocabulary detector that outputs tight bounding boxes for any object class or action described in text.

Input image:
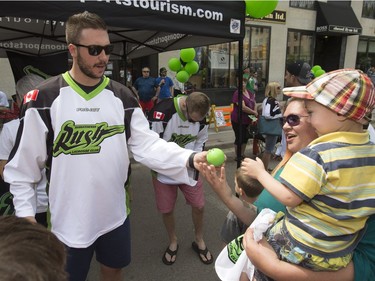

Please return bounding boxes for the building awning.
[316,2,362,36]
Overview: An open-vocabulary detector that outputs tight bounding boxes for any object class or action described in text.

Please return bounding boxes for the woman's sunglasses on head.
[73,43,114,56]
[281,114,309,127]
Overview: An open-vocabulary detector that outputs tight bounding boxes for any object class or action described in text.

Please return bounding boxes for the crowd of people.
[0,9,374,281]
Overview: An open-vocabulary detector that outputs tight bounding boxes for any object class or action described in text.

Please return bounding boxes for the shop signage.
[316,25,362,35]
[246,10,286,24]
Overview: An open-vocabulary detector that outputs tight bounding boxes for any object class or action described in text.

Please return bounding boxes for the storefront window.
[290,0,315,10]
[190,25,270,96]
[244,25,270,100]
[192,43,238,89]
[286,30,314,64]
[362,0,375,19]
[356,37,375,72]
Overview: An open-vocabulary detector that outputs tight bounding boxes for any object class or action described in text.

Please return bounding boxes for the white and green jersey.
[149,97,208,184]
[4,72,196,248]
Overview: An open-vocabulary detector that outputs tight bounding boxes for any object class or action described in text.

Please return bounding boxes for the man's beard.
[77,53,105,79]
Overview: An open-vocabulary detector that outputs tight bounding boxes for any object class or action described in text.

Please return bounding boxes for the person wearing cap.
[155,67,174,102]
[0,74,48,225]
[241,69,375,272]
[284,60,312,87]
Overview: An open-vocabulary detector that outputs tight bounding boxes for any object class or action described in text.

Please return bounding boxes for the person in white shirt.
[0,74,47,224]
[0,91,9,108]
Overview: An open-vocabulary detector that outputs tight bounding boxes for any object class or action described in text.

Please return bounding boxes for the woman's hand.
[243,228,280,269]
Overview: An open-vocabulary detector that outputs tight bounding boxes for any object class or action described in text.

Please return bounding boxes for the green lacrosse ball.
[206,148,226,167]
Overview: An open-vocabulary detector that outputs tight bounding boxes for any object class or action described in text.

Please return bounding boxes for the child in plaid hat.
[241,69,375,272]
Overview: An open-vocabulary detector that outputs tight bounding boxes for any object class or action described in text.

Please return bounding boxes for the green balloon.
[314,69,326,78]
[168,58,181,72]
[311,65,322,73]
[245,0,278,19]
[176,70,190,83]
[184,61,199,75]
[180,48,196,63]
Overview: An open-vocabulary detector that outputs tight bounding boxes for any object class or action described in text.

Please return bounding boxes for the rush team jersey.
[4,72,196,247]
[149,97,208,185]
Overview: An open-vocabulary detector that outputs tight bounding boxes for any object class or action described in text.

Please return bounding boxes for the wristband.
[188,152,197,169]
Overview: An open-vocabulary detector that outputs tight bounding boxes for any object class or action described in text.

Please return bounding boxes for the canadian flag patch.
[23,89,39,104]
[153,111,165,120]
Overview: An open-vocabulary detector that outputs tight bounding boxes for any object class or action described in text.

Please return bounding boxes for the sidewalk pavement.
[205,126,234,150]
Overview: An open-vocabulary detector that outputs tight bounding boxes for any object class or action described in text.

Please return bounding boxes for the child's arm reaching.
[241,157,302,207]
[199,163,257,226]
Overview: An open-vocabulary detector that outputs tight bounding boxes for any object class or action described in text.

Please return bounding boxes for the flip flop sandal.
[191,241,214,264]
[162,244,179,265]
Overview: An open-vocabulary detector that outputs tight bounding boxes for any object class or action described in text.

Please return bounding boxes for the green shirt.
[254,167,285,214]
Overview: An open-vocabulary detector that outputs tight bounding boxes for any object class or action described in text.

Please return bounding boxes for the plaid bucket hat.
[283,69,375,124]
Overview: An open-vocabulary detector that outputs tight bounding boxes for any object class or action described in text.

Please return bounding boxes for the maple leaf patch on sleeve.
[23,89,39,104]
[153,111,165,120]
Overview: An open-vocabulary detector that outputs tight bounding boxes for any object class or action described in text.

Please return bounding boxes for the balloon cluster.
[168,48,199,83]
[311,65,326,78]
[245,0,279,19]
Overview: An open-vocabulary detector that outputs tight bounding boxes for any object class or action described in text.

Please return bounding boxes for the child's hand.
[240,157,265,179]
[199,163,227,191]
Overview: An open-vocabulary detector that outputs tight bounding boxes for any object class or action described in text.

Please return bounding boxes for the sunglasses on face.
[74,43,114,56]
[280,114,309,127]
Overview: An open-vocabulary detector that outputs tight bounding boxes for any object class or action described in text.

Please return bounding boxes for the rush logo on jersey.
[23,89,39,104]
[153,111,165,120]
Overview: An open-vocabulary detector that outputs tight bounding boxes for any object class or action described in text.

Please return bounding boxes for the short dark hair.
[235,168,263,198]
[186,92,211,118]
[0,216,67,281]
[66,11,107,44]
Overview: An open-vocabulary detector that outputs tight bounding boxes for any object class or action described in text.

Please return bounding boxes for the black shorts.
[65,218,131,281]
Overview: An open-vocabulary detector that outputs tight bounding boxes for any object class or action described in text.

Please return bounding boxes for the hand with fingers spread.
[200,163,229,195]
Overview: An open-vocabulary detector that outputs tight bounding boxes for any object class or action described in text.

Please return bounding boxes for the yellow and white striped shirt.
[280,131,375,257]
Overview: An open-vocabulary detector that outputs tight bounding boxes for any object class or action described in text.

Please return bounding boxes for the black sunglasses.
[281,114,309,127]
[73,43,114,56]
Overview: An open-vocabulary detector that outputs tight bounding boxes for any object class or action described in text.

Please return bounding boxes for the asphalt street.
[86,127,279,281]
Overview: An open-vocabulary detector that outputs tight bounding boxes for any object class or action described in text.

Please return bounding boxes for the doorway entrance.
[314,36,343,72]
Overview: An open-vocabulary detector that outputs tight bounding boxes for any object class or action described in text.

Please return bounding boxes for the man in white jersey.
[149,92,213,265]
[0,74,47,225]
[4,11,208,281]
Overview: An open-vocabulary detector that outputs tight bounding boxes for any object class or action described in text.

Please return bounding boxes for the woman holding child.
[200,95,375,280]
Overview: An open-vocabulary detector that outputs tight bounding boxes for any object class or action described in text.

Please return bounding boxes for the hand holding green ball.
[206,148,226,167]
